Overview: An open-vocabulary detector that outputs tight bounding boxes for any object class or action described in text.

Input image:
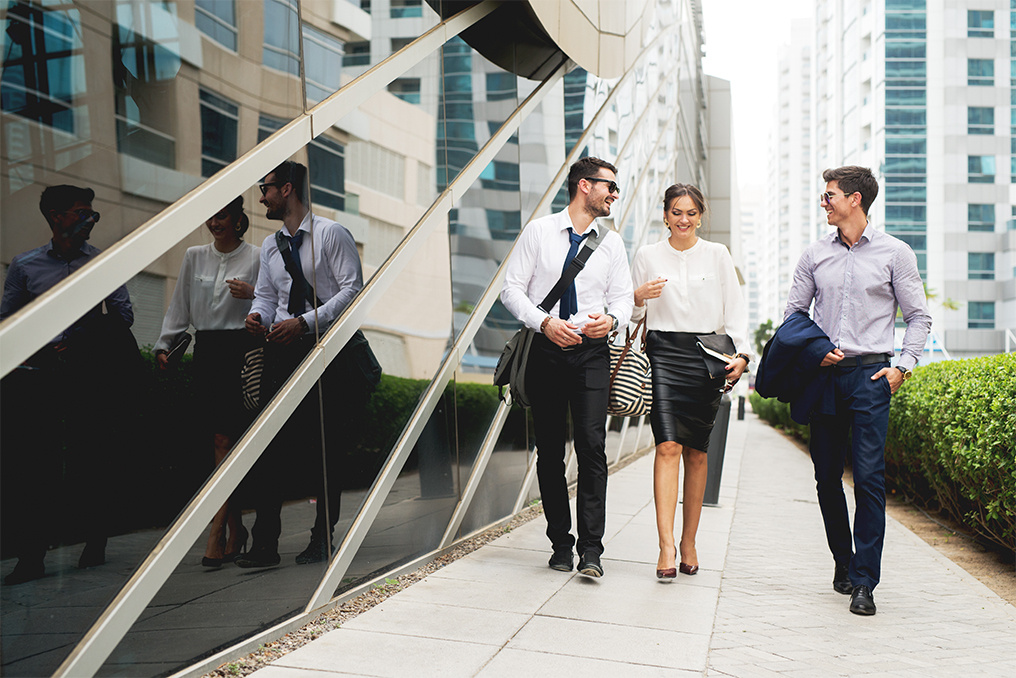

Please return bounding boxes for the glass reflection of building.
[0,1,730,676]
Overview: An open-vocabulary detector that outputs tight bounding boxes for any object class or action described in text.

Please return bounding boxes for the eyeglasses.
[819,191,851,204]
[583,177,620,195]
[258,181,284,196]
[65,209,100,224]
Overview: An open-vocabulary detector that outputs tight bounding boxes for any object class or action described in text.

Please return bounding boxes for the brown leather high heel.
[679,562,699,575]
[656,567,677,579]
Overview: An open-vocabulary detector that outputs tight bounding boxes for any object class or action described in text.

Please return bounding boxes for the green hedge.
[750,354,1016,554]
[885,354,1015,552]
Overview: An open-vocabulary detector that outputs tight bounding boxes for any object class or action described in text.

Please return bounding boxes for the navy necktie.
[559,228,590,319]
[286,230,307,316]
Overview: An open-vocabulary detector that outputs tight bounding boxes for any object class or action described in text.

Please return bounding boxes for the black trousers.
[248,337,370,552]
[526,335,610,556]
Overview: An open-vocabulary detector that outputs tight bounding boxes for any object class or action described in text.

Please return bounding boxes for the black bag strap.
[276,230,323,310]
[537,226,607,313]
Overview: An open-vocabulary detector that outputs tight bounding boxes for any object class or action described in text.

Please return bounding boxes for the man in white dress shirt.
[239,160,373,568]
[500,157,634,577]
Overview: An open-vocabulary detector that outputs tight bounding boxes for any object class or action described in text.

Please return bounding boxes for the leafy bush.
[885,354,1015,553]
[750,355,1016,554]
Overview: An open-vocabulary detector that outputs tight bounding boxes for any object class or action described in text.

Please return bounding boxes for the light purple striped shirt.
[784,225,931,371]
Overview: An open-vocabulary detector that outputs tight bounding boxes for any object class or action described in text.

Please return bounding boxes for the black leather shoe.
[849,585,876,616]
[833,563,852,595]
[77,540,106,569]
[577,551,603,578]
[295,536,333,565]
[234,547,281,569]
[4,559,45,586]
[548,549,573,572]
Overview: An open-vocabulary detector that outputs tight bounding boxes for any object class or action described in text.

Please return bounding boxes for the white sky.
[700,0,816,190]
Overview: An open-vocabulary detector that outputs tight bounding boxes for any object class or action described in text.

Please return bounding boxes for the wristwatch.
[607,314,618,331]
[895,365,912,380]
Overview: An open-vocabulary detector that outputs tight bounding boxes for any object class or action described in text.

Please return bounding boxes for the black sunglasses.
[258,181,284,196]
[65,209,100,224]
[583,177,620,195]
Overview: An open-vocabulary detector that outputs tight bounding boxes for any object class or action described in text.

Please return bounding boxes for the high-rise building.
[802,0,1014,358]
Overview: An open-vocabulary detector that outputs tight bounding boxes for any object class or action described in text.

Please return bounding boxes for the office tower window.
[263,0,300,76]
[485,210,521,241]
[886,11,925,38]
[200,89,238,177]
[1,1,86,134]
[486,72,516,101]
[967,58,994,86]
[388,78,421,104]
[344,42,370,67]
[480,161,520,191]
[968,10,994,37]
[968,252,995,280]
[968,204,995,231]
[886,108,926,134]
[967,9,991,36]
[195,0,237,50]
[113,1,182,168]
[390,0,422,18]
[303,24,343,104]
[967,107,994,134]
[487,121,519,143]
[968,301,995,329]
[308,135,345,211]
[886,204,927,223]
[257,113,285,143]
[967,155,996,183]
[886,88,926,105]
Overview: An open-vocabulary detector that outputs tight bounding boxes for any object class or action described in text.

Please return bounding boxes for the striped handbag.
[608,316,653,417]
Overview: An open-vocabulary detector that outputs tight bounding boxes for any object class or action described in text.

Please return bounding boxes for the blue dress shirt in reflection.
[1,240,134,346]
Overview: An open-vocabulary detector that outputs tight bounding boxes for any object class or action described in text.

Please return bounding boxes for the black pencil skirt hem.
[646,331,723,452]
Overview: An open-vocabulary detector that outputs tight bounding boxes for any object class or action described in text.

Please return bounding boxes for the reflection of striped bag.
[240,346,265,411]
[608,317,652,418]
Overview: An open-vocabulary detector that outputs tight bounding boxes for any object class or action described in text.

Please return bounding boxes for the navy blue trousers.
[808,362,892,590]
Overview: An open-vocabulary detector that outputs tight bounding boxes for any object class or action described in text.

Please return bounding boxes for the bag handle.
[608,314,647,390]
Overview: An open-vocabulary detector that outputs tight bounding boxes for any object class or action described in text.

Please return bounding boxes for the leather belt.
[835,353,892,368]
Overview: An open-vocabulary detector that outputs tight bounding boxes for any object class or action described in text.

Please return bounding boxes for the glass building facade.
[0,1,725,676]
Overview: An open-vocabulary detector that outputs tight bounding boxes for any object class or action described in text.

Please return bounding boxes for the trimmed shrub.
[885,354,1015,553]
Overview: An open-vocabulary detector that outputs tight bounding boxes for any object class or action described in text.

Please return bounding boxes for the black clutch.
[695,333,736,381]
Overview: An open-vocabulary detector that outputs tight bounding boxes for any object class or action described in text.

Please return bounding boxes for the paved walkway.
[250,413,1016,677]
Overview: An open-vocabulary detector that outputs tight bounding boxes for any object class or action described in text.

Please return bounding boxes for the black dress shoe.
[577,551,603,578]
[4,559,45,586]
[296,536,334,565]
[77,540,106,569]
[849,585,876,616]
[833,563,852,595]
[234,547,281,569]
[548,549,573,572]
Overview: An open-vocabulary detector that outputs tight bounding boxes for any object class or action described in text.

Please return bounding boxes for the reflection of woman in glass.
[630,184,750,579]
[154,196,259,567]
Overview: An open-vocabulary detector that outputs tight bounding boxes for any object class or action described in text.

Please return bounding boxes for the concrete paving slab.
[272,628,497,677]
[339,598,530,646]
[475,647,698,677]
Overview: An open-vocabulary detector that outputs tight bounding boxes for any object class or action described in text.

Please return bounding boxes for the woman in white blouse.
[154,196,259,568]
[631,183,750,580]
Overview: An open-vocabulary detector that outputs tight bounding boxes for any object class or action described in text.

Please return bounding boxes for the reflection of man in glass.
[1,185,135,585]
[240,160,376,568]
[500,158,634,578]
